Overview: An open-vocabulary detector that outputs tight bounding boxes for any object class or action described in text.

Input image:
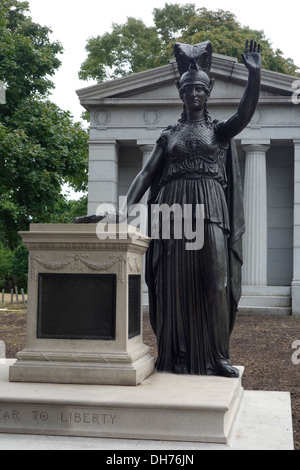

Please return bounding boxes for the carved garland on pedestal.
[128,256,143,274]
[29,253,132,282]
[29,252,143,282]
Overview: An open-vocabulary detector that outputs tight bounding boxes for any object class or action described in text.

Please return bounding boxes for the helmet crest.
[174,42,214,95]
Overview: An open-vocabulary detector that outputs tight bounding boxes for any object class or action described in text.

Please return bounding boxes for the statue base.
[0,361,294,448]
[9,350,155,386]
[3,362,244,444]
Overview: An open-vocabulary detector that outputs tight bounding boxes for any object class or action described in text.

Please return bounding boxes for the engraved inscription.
[32,411,49,422]
[60,411,116,425]
[0,405,117,430]
[0,409,20,423]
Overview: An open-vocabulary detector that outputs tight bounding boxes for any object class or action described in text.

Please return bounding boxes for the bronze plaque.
[37,273,116,340]
[128,275,141,338]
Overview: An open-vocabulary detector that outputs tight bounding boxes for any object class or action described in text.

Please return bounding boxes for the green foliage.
[0,0,89,249]
[0,0,63,107]
[179,8,298,75]
[80,3,299,83]
[11,243,28,289]
[0,192,87,289]
[0,101,89,243]
[0,241,28,291]
[153,2,197,44]
[0,242,12,289]
[79,17,162,81]
[51,195,88,223]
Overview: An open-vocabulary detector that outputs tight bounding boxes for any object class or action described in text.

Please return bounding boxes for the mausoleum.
[76,53,300,316]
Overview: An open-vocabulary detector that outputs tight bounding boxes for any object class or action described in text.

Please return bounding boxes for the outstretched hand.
[73,211,127,224]
[241,39,261,72]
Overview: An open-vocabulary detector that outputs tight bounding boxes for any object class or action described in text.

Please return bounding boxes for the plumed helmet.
[178,64,211,96]
[174,42,214,96]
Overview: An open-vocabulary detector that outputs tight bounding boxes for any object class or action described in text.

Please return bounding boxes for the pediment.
[77,53,297,109]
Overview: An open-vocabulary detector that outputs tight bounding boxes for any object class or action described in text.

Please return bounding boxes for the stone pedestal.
[9,224,154,385]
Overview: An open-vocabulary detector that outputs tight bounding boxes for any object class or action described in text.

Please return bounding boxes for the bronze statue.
[75,39,261,378]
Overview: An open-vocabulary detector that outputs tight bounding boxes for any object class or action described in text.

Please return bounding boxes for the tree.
[0,0,62,107]
[79,17,162,82]
[80,3,299,82]
[11,243,28,290]
[0,1,88,249]
[0,242,12,290]
[178,8,298,75]
[153,2,197,44]
[0,101,88,246]
[50,195,88,224]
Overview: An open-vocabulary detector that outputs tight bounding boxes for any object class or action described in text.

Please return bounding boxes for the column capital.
[241,139,271,146]
[242,139,270,153]
[88,140,119,147]
[137,142,155,154]
[137,140,155,146]
[139,144,155,152]
[293,140,300,159]
[138,143,155,166]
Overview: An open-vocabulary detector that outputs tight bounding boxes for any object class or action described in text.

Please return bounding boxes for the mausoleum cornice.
[77,53,297,111]
[82,96,295,108]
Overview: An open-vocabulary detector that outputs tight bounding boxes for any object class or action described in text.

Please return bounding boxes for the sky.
[26,0,300,123]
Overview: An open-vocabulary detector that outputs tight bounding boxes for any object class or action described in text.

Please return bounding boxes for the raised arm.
[216,39,261,142]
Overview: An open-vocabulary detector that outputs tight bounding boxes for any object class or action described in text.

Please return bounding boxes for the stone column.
[138,144,154,235]
[242,140,270,286]
[87,140,119,215]
[138,144,154,302]
[292,140,300,315]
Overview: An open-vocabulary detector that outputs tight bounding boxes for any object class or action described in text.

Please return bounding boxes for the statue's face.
[180,84,207,111]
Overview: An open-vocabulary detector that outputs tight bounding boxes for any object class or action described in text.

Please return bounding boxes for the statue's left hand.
[241,39,261,72]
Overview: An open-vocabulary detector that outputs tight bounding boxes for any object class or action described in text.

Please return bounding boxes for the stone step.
[143,296,292,316]
[239,295,291,308]
[238,306,292,316]
[242,286,291,296]
[144,291,292,316]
